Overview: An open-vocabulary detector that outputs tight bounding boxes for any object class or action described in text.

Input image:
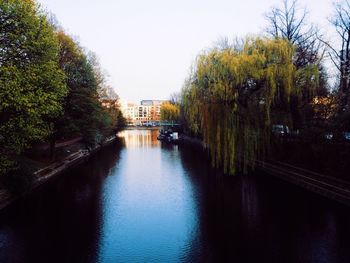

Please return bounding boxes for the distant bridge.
[127,121,181,127]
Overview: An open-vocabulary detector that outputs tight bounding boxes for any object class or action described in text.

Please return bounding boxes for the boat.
[157,130,180,143]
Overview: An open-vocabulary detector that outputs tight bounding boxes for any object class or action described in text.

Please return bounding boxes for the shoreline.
[3,131,350,212]
[0,135,119,212]
[180,133,350,207]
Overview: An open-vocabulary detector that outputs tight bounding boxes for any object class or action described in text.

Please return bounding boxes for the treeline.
[0,0,125,175]
[160,101,180,122]
[178,0,350,174]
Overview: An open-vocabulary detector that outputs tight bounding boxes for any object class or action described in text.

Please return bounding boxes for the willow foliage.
[160,102,180,122]
[181,38,318,174]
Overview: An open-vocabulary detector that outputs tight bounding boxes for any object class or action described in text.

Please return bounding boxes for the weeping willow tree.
[181,37,319,174]
[160,102,180,122]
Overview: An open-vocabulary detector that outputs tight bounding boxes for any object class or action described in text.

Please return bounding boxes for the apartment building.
[121,100,165,125]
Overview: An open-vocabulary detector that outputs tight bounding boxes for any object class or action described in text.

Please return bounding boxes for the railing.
[34,150,89,180]
[257,159,350,206]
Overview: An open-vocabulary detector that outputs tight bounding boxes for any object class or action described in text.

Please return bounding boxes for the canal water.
[1,129,350,263]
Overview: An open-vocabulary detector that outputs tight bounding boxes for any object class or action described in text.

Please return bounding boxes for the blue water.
[98,130,200,262]
[0,129,350,263]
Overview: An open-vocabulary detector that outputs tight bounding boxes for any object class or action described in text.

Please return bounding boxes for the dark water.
[1,129,350,263]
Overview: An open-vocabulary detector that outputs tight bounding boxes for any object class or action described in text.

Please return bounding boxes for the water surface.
[0,129,350,262]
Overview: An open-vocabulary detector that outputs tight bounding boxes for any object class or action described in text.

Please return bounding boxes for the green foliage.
[100,99,126,135]
[0,0,67,174]
[0,0,124,178]
[181,37,319,174]
[53,31,118,147]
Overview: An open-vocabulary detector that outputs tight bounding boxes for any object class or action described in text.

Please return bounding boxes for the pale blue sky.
[37,0,334,102]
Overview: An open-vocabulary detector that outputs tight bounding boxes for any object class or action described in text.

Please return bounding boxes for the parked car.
[322,132,350,141]
[324,132,333,140]
[272,125,289,136]
[343,132,350,140]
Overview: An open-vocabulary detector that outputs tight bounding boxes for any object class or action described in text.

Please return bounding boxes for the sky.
[37,0,334,103]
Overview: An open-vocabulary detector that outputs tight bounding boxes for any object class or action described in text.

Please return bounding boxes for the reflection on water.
[97,130,199,262]
[119,129,159,148]
[0,143,122,263]
[0,130,350,262]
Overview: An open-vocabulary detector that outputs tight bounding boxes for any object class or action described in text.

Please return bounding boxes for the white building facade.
[121,100,165,125]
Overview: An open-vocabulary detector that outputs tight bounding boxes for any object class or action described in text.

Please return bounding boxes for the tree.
[181,38,318,174]
[101,99,126,133]
[49,31,112,155]
[169,92,181,105]
[87,51,118,100]
[160,102,180,122]
[265,0,327,129]
[0,0,67,174]
[265,0,319,66]
[265,0,309,41]
[323,0,350,131]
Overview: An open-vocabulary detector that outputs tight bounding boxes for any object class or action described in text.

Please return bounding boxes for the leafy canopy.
[161,102,180,122]
[181,37,318,174]
[0,0,67,174]
[53,31,114,146]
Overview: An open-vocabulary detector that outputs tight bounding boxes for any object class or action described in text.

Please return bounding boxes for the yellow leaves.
[312,95,337,120]
[182,37,312,175]
[160,102,180,122]
[194,37,296,100]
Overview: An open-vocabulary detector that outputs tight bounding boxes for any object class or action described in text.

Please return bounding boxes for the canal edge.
[0,135,120,212]
[180,134,350,207]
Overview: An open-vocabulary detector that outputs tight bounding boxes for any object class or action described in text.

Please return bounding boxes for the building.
[121,100,166,125]
[140,100,164,106]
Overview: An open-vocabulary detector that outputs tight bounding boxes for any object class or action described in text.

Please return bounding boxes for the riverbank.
[0,135,120,211]
[180,133,350,207]
[3,129,350,263]
[180,134,205,147]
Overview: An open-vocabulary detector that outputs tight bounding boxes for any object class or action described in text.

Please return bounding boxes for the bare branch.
[316,34,340,58]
